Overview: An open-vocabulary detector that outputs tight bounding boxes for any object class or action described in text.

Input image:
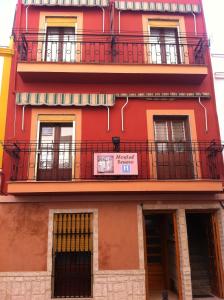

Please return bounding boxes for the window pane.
[41,127,54,143]
[60,127,73,141]
[46,28,60,62]
[171,121,186,152]
[171,121,186,141]
[150,28,162,64]
[154,121,168,151]
[164,29,178,64]
[59,127,73,169]
[63,28,76,62]
[39,127,54,169]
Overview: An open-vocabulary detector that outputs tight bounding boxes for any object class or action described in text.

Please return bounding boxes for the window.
[154,117,194,179]
[52,213,93,298]
[150,27,181,64]
[37,123,73,180]
[45,27,76,62]
[154,118,187,152]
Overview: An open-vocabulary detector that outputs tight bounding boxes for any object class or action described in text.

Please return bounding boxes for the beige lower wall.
[0,202,139,272]
[0,198,224,300]
[0,270,146,300]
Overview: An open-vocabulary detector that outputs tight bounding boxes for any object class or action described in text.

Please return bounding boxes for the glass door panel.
[62,28,76,62]
[37,123,73,181]
[45,27,75,62]
[150,28,180,64]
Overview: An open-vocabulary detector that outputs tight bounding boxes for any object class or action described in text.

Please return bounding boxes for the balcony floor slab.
[17,63,208,84]
[7,180,223,195]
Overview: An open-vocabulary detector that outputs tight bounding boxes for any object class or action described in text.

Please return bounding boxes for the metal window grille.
[52,213,93,298]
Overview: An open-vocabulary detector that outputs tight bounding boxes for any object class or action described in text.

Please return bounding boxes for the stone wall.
[176,209,192,300]
[0,272,51,300]
[0,270,146,300]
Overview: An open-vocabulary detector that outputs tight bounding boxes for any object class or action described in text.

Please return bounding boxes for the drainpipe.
[121,97,129,132]
[98,6,105,33]
[25,5,30,32]
[22,105,25,131]
[198,97,208,133]
[107,106,110,131]
[192,12,197,35]
[14,101,17,137]
[118,10,121,33]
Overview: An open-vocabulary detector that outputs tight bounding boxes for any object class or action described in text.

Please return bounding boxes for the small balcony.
[16,32,209,83]
[4,141,224,194]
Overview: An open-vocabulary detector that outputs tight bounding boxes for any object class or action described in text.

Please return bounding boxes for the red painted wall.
[2,0,221,190]
[0,201,139,271]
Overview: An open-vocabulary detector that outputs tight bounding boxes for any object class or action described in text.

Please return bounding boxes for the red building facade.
[0,0,224,299]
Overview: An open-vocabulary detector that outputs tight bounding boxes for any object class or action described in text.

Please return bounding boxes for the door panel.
[37,123,73,181]
[145,213,181,299]
[146,215,166,291]
[150,28,180,64]
[46,27,75,62]
[154,117,194,179]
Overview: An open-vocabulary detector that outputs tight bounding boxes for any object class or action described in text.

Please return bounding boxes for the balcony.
[16,32,209,84]
[4,141,224,194]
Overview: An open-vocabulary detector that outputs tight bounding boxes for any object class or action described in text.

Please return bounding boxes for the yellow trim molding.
[0,37,14,170]
[146,109,201,179]
[142,14,186,36]
[142,15,188,64]
[29,108,82,180]
[46,17,77,28]
[39,11,83,31]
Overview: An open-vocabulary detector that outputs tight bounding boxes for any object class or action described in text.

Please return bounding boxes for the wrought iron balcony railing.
[16,33,208,65]
[4,141,223,182]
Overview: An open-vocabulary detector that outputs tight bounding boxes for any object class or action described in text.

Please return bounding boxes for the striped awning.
[115,92,210,99]
[22,0,109,7]
[16,92,210,107]
[16,93,115,106]
[115,1,201,13]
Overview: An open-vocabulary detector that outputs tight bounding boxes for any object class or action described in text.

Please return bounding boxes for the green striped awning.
[115,1,201,13]
[22,0,109,6]
[115,92,210,99]
[16,92,210,107]
[16,93,115,106]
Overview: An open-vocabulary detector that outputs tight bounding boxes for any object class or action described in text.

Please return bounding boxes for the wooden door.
[37,123,73,181]
[207,213,224,297]
[154,117,194,179]
[145,214,166,291]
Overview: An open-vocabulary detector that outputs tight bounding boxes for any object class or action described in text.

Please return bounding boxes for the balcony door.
[37,123,73,181]
[150,28,181,64]
[45,27,76,62]
[154,117,194,179]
